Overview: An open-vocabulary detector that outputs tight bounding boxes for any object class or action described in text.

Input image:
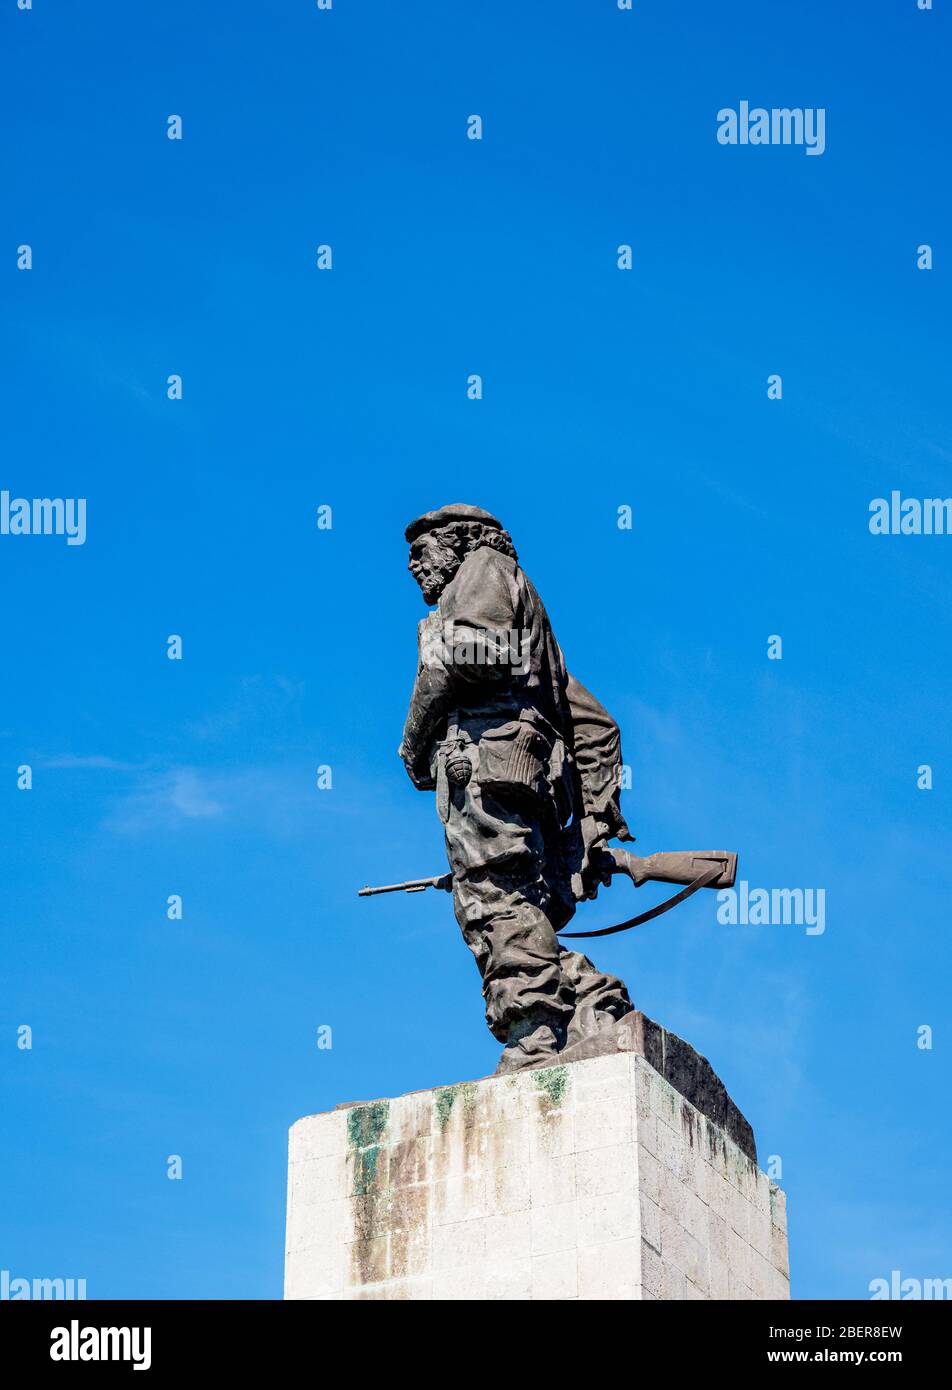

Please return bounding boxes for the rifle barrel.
[358,874,452,897]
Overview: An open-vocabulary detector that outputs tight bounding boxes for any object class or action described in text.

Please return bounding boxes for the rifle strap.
[557,864,722,939]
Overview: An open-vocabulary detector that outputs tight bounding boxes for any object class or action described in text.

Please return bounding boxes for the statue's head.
[405,503,518,605]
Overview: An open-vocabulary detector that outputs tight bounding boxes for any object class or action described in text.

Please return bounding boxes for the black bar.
[2,1298,948,1374]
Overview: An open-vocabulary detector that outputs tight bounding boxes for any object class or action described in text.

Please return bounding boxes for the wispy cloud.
[103,768,224,833]
[187,675,305,742]
[100,763,334,838]
[166,769,224,819]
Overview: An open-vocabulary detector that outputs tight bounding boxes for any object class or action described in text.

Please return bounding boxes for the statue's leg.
[558,948,634,1050]
[444,778,573,1069]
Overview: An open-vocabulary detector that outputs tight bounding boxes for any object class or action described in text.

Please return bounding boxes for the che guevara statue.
[396,503,638,1074]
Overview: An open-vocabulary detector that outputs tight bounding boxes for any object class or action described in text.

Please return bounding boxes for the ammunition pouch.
[478,719,547,802]
[476,710,573,825]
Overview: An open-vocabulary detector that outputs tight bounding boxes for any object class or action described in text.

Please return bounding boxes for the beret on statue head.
[405,503,504,544]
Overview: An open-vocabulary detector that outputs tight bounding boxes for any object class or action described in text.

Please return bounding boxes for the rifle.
[558,848,736,938]
[358,849,736,936]
[358,874,452,897]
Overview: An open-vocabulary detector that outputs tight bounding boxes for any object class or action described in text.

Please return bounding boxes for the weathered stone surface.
[285,1047,788,1301]
[629,1013,757,1163]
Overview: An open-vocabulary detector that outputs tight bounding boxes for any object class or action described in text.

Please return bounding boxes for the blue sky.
[2,0,950,1299]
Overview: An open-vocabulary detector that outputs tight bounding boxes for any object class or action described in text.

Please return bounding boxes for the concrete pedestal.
[284,1014,790,1300]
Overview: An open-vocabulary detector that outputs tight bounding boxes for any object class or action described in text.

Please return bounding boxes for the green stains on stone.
[347,1099,389,1151]
[345,1103,391,1282]
[769,1184,782,1222]
[534,1065,568,1110]
[729,1145,751,1183]
[434,1082,478,1132]
[352,1145,381,1197]
[346,1101,389,1198]
[434,1087,457,1131]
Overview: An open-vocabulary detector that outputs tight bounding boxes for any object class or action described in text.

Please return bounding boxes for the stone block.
[285,1027,789,1300]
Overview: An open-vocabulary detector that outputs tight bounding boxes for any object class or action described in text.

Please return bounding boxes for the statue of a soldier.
[398,503,636,1074]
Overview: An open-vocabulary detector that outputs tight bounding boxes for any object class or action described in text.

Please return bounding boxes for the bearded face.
[408,530,462,605]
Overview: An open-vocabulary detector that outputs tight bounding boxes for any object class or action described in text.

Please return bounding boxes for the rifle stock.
[610,849,736,890]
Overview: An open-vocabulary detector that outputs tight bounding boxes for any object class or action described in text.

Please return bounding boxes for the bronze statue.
[360,504,735,1075]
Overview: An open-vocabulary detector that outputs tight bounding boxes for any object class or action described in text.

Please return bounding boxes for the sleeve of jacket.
[565,672,633,842]
[398,549,522,785]
[439,546,522,682]
[399,613,453,788]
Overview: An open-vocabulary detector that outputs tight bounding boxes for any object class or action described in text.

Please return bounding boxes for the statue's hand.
[576,819,619,900]
[408,766,436,791]
[398,741,436,791]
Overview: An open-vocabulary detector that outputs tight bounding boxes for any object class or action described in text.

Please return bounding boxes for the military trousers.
[440,761,631,1045]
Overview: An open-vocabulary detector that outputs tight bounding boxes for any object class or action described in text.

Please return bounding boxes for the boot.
[564,1003,626,1051]
[495,1013,566,1075]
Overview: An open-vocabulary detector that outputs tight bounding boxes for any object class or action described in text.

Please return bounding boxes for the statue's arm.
[438,548,521,684]
[565,671,634,846]
[397,551,521,788]
[398,640,453,790]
